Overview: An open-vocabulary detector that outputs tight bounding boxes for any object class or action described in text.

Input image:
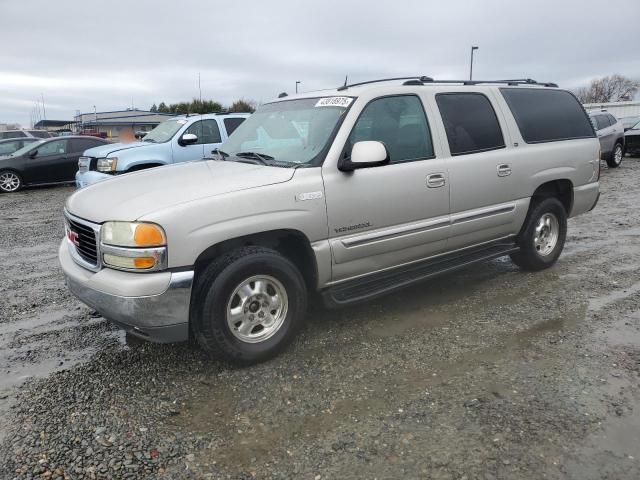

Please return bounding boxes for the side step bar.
[322,241,519,308]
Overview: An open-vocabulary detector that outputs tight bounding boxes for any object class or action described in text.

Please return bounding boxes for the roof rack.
[337,76,558,90]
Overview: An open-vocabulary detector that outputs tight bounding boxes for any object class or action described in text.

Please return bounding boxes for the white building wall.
[584,101,640,118]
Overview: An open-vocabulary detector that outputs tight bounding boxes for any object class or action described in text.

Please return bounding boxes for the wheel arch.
[193,229,319,291]
[125,162,166,172]
[531,179,573,214]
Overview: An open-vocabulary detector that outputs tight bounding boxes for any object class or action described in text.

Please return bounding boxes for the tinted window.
[349,95,434,163]
[0,131,26,139]
[436,93,505,155]
[28,130,51,138]
[501,88,595,143]
[224,117,246,136]
[594,115,610,130]
[185,119,221,144]
[36,139,68,156]
[607,114,618,126]
[70,138,104,153]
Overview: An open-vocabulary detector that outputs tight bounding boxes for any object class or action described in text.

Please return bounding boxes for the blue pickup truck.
[76,113,249,187]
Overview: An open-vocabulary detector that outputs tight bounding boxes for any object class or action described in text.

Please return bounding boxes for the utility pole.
[198,72,202,103]
[295,81,301,94]
[469,46,479,81]
[41,93,46,121]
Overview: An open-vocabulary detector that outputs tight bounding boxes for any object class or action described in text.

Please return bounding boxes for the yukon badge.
[296,191,323,202]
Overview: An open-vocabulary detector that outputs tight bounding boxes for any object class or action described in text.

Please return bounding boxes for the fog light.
[103,254,156,270]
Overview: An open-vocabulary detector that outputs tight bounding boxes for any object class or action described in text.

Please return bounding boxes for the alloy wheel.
[0,172,20,192]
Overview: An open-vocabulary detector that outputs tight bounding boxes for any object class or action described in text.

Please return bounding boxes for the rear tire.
[192,246,307,364]
[0,170,22,193]
[510,197,567,271]
[606,142,623,168]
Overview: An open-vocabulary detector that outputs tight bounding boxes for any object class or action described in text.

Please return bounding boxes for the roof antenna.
[343,75,348,88]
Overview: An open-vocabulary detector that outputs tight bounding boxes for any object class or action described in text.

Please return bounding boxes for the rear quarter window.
[224,117,246,136]
[500,88,595,143]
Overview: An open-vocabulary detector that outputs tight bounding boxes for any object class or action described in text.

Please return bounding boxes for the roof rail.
[337,76,558,90]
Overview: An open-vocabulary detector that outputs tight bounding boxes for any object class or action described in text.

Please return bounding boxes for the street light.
[469,46,479,81]
[295,81,301,94]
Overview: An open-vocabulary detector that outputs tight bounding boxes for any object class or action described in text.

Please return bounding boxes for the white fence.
[584,101,640,119]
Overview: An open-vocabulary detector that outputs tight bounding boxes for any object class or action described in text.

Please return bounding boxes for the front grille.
[627,135,640,149]
[67,217,98,265]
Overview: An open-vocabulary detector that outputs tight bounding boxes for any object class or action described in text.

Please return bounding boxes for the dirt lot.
[1,159,640,479]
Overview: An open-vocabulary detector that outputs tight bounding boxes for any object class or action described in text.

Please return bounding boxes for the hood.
[65,160,296,222]
[624,129,640,137]
[83,141,153,158]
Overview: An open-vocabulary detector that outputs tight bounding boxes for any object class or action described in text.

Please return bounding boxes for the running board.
[322,241,519,308]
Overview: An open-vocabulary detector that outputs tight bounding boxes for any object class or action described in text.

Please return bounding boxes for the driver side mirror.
[179,133,198,146]
[339,141,389,172]
[29,149,38,159]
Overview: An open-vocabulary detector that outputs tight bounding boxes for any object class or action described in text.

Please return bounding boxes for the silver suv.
[59,77,600,363]
[588,111,625,167]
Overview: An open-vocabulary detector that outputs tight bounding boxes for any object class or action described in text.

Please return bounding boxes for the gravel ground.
[1,159,640,479]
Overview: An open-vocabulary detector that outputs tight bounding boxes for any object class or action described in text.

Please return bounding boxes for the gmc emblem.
[67,230,80,247]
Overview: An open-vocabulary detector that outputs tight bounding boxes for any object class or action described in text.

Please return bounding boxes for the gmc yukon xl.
[59,77,600,364]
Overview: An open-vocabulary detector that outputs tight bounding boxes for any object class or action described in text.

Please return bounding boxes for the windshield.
[220,97,353,166]
[631,120,640,130]
[9,140,44,157]
[141,118,186,143]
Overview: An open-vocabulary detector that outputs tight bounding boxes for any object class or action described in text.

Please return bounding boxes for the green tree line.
[149,98,256,114]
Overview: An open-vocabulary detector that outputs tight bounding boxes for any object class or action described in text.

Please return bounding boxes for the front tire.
[607,142,623,168]
[510,197,567,271]
[192,247,307,364]
[0,170,22,193]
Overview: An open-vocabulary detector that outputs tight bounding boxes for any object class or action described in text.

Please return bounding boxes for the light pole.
[295,81,301,94]
[469,46,479,81]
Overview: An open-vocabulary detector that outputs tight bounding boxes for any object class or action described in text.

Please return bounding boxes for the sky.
[1,0,639,127]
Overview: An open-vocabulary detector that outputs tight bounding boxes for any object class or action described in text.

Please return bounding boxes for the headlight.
[96,157,118,172]
[100,222,167,271]
[101,221,166,247]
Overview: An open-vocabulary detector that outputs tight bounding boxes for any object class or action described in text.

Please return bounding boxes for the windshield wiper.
[211,148,229,160]
[234,151,274,165]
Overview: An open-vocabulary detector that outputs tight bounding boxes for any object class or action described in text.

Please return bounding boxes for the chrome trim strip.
[341,217,450,248]
[64,209,102,272]
[451,204,515,225]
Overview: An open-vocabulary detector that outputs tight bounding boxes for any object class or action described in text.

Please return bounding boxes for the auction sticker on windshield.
[315,97,353,108]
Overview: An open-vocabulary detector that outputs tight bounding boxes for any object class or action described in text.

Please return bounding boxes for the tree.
[157,102,169,113]
[150,104,158,112]
[574,74,640,104]
[230,99,257,113]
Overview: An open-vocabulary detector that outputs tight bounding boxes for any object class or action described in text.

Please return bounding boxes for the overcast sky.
[1,0,639,127]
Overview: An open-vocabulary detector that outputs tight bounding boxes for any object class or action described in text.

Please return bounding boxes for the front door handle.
[426,173,446,188]
[497,164,512,177]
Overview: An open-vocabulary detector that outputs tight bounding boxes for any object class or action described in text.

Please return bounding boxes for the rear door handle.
[497,164,512,177]
[426,173,446,188]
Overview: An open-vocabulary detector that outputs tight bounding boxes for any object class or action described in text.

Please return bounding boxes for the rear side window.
[607,114,618,125]
[28,130,51,138]
[501,88,595,143]
[70,138,104,153]
[594,115,610,131]
[224,117,245,136]
[436,93,505,156]
[349,95,434,163]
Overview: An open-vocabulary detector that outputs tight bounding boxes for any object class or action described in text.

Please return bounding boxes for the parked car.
[624,120,640,157]
[620,116,640,132]
[60,77,599,364]
[0,137,40,156]
[0,129,52,140]
[0,136,109,193]
[588,111,625,167]
[75,113,250,188]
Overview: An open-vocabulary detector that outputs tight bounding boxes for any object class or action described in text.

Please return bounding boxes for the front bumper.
[59,239,193,342]
[75,170,113,189]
